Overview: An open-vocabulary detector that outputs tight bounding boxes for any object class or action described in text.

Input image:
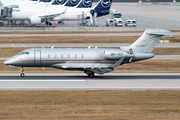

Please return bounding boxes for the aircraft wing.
[51,63,114,74]
[51,57,124,74]
[38,8,68,19]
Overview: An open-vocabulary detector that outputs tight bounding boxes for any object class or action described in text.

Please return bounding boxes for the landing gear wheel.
[88,73,94,78]
[20,73,25,77]
[20,67,25,77]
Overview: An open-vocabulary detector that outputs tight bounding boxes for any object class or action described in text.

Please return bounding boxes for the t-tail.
[92,0,112,17]
[121,28,171,53]
[51,0,68,5]
[76,0,93,8]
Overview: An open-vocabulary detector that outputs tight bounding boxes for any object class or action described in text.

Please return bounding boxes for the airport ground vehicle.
[4,28,171,77]
[125,19,136,27]
[105,19,115,27]
[115,18,123,27]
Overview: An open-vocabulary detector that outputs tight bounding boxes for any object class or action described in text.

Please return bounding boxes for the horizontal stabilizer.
[147,29,171,36]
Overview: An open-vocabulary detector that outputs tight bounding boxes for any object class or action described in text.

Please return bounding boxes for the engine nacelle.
[30,16,42,24]
[104,49,133,60]
[53,16,62,21]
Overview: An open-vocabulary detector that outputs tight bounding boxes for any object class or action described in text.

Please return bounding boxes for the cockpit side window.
[24,52,29,54]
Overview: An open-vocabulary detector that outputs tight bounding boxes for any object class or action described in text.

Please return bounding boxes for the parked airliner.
[0,0,94,24]
[0,0,110,26]
[4,28,171,77]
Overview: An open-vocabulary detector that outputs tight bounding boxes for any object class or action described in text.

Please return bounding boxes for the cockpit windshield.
[18,51,29,55]
[114,14,121,18]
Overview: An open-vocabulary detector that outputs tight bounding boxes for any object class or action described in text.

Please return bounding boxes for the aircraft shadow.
[0,75,180,80]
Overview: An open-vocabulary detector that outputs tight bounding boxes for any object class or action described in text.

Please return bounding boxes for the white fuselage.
[2,5,91,21]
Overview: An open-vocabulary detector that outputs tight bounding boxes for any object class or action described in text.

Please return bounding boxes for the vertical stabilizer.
[52,0,68,5]
[39,0,52,2]
[64,0,81,6]
[76,0,93,8]
[93,0,112,17]
[121,28,171,53]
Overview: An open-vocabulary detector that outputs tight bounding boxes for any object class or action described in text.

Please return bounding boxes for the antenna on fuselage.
[95,46,97,49]
[88,46,91,49]
[51,46,54,49]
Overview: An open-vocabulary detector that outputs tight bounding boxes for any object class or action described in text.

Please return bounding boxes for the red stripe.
[42,59,109,62]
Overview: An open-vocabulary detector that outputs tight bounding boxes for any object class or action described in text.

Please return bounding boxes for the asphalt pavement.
[0,73,180,90]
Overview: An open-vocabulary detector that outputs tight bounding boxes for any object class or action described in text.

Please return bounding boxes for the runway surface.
[0,73,180,90]
[0,43,180,48]
[1,55,180,60]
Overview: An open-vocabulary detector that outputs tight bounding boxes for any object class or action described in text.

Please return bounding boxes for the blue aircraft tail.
[52,0,68,5]
[39,0,52,2]
[76,0,93,8]
[64,0,81,7]
[93,0,112,17]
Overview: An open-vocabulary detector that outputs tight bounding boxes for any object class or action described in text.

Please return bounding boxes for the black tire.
[20,73,25,77]
[88,73,94,78]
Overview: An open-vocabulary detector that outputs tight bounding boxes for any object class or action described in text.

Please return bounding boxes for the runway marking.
[0,80,86,82]
[11,44,16,47]
[21,44,27,47]
[0,87,180,89]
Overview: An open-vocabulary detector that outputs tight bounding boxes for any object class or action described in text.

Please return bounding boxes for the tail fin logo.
[70,0,79,5]
[101,0,111,8]
[56,0,65,4]
[83,0,92,7]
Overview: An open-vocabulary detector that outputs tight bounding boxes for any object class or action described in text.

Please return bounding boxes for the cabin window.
[68,54,70,58]
[81,54,84,58]
[75,54,77,58]
[55,54,57,58]
[48,54,50,58]
[61,54,63,58]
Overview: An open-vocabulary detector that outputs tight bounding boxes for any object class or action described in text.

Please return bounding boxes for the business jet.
[4,28,171,77]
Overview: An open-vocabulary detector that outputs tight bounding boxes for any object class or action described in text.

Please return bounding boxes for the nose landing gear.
[20,67,25,77]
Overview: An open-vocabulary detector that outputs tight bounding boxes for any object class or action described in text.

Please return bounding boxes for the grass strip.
[0,90,179,120]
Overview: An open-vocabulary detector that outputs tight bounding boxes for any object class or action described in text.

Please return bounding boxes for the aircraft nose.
[4,59,13,65]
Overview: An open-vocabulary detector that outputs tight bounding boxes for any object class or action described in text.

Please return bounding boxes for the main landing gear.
[85,71,95,78]
[88,72,94,78]
[20,67,25,77]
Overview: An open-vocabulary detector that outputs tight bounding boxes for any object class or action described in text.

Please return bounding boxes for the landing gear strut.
[20,67,25,77]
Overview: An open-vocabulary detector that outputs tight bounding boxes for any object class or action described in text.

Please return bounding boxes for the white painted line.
[0,87,180,89]
[0,80,86,82]
[11,44,16,47]
[21,44,27,47]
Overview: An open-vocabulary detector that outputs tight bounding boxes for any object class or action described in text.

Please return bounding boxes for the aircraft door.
[34,50,41,66]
